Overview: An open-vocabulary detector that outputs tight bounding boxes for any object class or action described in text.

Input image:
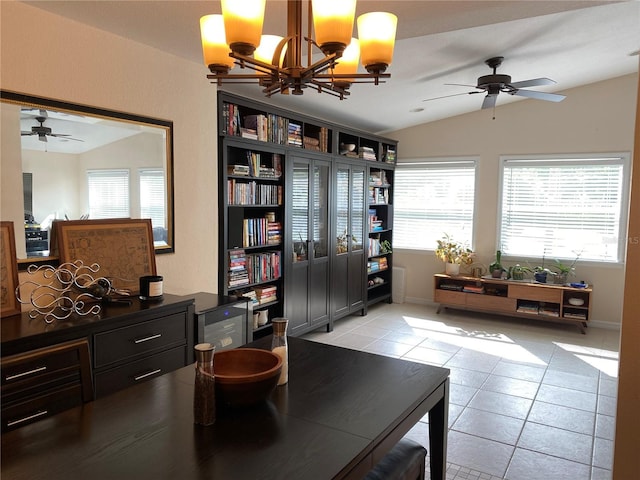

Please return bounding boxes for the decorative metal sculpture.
[15,260,130,323]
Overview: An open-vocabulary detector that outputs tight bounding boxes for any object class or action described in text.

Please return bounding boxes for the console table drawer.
[508,284,562,303]
[94,346,186,397]
[434,289,466,306]
[94,313,187,368]
[466,294,516,312]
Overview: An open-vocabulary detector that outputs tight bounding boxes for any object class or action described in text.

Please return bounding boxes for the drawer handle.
[5,366,47,381]
[133,333,162,344]
[133,369,162,381]
[7,410,48,427]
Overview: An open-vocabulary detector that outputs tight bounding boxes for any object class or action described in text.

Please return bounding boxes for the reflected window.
[87,169,130,219]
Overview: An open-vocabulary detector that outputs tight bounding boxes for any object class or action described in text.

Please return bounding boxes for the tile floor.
[301,302,619,480]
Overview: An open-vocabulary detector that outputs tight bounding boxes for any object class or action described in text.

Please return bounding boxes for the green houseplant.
[435,234,474,275]
[552,251,582,284]
[507,264,532,281]
[489,250,504,278]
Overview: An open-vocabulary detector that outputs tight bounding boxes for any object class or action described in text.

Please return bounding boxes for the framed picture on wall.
[54,218,157,294]
[1,221,21,317]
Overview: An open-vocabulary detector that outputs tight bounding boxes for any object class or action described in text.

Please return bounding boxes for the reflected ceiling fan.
[423,56,566,112]
[21,110,84,143]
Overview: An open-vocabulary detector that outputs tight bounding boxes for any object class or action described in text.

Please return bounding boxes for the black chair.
[364,438,427,480]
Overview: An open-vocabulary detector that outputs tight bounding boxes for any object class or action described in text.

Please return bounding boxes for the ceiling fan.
[21,111,83,143]
[424,56,566,111]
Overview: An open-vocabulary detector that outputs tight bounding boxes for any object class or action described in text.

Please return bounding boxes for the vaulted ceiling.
[20,1,640,134]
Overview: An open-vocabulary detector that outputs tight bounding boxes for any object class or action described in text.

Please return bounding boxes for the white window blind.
[394,160,476,250]
[140,168,166,229]
[499,154,630,263]
[87,169,130,219]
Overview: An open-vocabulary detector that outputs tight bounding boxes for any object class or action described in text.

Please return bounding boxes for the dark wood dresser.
[1,294,195,431]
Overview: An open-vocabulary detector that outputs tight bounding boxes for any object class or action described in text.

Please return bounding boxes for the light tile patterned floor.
[302,302,619,480]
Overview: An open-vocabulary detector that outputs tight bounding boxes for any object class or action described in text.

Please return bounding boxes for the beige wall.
[1,1,218,295]
[388,74,638,327]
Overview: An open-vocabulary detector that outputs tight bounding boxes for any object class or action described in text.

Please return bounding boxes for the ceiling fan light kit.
[199,0,397,99]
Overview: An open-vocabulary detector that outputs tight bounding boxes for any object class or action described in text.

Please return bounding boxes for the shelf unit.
[433,274,592,333]
[367,166,394,308]
[220,138,285,339]
[218,92,397,336]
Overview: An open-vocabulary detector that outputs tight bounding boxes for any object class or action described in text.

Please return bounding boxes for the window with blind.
[140,168,166,229]
[394,160,477,250]
[499,154,631,263]
[87,169,130,219]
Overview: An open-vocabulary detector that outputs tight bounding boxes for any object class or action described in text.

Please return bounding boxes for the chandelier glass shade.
[199,0,397,99]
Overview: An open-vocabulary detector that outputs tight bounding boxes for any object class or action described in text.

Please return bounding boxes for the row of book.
[359,146,377,161]
[242,218,282,248]
[368,209,384,232]
[239,285,278,306]
[368,237,383,257]
[228,152,282,178]
[227,249,282,288]
[367,256,388,273]
[369,170,390,187]
[516,301,560,317]
[288,122,302,146]
[369,186,389,205]
[228,180,282,206]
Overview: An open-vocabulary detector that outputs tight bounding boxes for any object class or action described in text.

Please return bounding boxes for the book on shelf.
[228,180,282,205]
[359,146,377,161]
[462,285,485,294]
[563,311,587,320]
[288,122,302,146]
[228,164,250,176]
[240,127,258,140]
[516,301,539,314]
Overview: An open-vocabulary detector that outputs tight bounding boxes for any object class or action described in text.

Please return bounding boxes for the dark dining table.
[1,336,449,480]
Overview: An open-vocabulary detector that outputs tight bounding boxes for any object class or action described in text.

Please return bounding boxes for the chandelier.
[199,0,397,99]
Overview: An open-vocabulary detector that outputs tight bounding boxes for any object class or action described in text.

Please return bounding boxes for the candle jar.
[271,318,288,386]
[193,343,216,426]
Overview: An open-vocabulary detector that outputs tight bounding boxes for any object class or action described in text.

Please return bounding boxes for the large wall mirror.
[1,90,174,258]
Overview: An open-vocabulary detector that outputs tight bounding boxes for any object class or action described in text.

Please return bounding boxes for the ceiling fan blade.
[445,83,482,89]
[511,89,566,102]
[422,91,482,102]
[509,77,556,89]
[481,94,497,110]
[21,131,36,136]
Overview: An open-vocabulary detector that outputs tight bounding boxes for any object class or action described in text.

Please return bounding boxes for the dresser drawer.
[2,346,82,388]
[1,383,84,432]
[94,312,187,368]
[94,346,186,397]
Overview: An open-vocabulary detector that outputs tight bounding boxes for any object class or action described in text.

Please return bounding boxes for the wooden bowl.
[214,348,283,407]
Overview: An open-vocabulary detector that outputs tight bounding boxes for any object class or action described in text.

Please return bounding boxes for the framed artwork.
[1,221,21,317]
[55,218,157,293]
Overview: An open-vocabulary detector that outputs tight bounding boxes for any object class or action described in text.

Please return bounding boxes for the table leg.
[428,378,449,480]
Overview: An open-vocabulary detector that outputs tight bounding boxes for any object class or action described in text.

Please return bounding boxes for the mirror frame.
[1,89,175,255]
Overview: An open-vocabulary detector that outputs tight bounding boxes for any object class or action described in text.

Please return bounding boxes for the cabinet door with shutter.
[332,163,366,320]
[286,156,330,335]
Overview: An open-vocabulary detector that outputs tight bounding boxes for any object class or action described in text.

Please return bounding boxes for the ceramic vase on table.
[445,262,460,275]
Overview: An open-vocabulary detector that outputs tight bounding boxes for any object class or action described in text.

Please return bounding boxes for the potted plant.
[507,264,532,281]
[435,233,474,275]
[489,250,504,278]
[552,251,582,284]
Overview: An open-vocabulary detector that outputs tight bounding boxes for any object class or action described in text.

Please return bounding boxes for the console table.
[434,274,592,333]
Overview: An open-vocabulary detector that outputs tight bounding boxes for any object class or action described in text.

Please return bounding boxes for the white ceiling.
[21,0,640,135]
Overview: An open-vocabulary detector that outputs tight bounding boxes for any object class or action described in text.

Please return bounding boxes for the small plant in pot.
[507,264,532,281]
[435,233,474,276]
[552,251,581,284]
[489,250,504,278]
